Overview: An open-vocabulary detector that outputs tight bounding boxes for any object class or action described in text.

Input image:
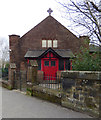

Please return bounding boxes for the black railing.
[13,71,62,91]
[39,75,62,90]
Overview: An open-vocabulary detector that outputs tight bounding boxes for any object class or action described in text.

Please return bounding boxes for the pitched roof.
[19,16,80,54]
[21,16,76,39]
[24,48,74,58]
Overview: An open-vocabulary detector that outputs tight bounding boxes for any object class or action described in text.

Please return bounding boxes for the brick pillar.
[9,63,16,88]
[30,60,38,85]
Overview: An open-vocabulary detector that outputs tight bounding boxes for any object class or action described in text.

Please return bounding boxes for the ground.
[0,86,92,118]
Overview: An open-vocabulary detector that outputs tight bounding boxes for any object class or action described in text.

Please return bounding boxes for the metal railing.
[39,75,62,90]
[13,71,62,91]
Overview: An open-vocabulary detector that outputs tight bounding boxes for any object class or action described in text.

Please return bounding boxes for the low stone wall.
[61,71,101,118]
[26,85,61,104]
[2,70,101,118]
[1,80,12,90]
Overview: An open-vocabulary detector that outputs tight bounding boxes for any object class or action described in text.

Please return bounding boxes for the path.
[2,87,91,118]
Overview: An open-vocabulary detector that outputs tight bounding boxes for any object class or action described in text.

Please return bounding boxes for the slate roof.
[55,49,74,58]
[24,48,74,58]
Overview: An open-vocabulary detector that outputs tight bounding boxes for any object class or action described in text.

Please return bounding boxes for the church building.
[9,9,84,80]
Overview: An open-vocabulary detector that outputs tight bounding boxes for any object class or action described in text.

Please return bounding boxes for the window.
[53,40,57,48]
[48,40,52,47]
[44,61,49,66]
[37,59,41,70]
[65,59,70,70]
[42,40,58,48]
[59,59,64,70]
[42,40,46,47]
[51,61,56,66]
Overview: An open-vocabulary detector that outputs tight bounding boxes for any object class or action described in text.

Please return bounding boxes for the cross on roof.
[47,8,53,16]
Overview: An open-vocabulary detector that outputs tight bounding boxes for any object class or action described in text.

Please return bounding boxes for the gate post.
[9,63,16,89]
[30,60,38,85]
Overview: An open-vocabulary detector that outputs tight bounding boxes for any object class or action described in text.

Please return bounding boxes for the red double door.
[43,59,58,80]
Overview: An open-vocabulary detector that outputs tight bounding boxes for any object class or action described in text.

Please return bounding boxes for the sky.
[0,0,66,60]
[0,0,68,39]
[0,0,70,61]
[0,0,100,46]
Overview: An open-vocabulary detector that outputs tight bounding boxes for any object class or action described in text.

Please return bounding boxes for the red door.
[43,59,57,80]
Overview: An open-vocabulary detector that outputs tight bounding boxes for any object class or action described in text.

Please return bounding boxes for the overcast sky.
[0,0,100,42]
[0,0,68,39]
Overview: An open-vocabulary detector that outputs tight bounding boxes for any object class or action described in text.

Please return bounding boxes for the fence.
[12,71,62,91]
[39,75,61,90]
[2,69,101,117]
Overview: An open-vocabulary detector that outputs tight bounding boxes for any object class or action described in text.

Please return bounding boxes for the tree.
[2,62,9,79]
[90,1,101,12]
[0,37,9,68]
[0,37,9,79]
[72,42,101,71]
[58,0,101,44]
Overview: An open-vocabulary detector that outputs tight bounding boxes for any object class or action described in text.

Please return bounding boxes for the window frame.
[51,61,56,66]
[53,40,58,48]
[44,61,49,66]
[59,59,64,70]
[42,40,46,48]
[48,40,52,48]
[42,40,58,48]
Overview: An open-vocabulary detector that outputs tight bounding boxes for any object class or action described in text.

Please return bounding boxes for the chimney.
[9,34,20,49]
[79,36,90,48]
[9,34,20,63]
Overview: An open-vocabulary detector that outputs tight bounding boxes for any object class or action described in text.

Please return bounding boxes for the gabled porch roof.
[24,48,74,59]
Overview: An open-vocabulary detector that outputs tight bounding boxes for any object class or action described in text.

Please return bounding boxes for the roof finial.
[47,8,53,16]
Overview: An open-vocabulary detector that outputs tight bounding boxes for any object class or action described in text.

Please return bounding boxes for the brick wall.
[9,35,20,70]
[9,16,86,72]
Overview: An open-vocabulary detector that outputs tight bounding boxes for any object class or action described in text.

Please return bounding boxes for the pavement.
[1,87,92,118]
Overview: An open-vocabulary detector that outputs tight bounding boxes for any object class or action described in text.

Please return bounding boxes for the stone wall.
[27,85,61,104]
[26,71,101,117]
[2,70,101,118]
[61,71,101,118]
[1,80,12,90]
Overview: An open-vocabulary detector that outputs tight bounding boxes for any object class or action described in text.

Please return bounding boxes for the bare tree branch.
[90,1,101,12]
[58,0,101,44]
